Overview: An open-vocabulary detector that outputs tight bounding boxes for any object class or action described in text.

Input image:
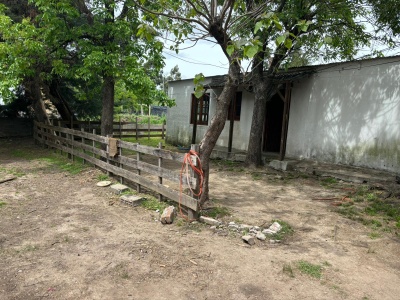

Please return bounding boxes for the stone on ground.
[110,183,129,194]
[199,216,220,226]
[256,232,266,241]
[120,195,144,207]
[242,235,255,245]
[161,206,176,224]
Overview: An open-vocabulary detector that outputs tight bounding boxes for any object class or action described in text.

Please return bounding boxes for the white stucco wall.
[166,78,254,150]
[286,57,400,172]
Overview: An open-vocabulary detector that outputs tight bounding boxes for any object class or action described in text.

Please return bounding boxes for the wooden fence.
[33,121,199,217]
[52,117,166,139]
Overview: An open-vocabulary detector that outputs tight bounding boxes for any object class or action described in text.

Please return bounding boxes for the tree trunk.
[245,78,277,167]
[100,0,115,137]
[100,75,115,137]
[46,80,76,121]
[245,79,268,167]
[24,76,50,123]
[198,63,241,206]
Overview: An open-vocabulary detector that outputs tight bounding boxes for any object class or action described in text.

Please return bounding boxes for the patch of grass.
[122,137,174,150]
[11,149,35,160]
[269,220,294,241]
[320,177,338,188]
[38,155,86,175]
[368,232,381,239]
[283,263,295,278]
[140,197,169,211]
[97,173,110,181]
[16,244,39,253]
[201,206,230,219]
[0,166,26,177]
[114,262,131,279]
[297,260,322,279]
[0,201,6,208]
[251,172,262,180]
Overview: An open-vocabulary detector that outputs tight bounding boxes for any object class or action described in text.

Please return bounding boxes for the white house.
[167,56,400,173]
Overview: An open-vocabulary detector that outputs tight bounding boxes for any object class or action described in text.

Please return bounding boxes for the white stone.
[256,232,266,241]
[199,216,220,226]
[242,235,255,245]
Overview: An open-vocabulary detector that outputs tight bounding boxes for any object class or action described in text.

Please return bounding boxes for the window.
[191,93,210,125]
[228,91,242,121]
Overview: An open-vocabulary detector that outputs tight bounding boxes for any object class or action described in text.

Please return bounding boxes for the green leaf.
[276,35,286,45]
[284,38,292,49]
[254,21,263,34]
[273,19,282,31]
[244,45,259,58]
[194,85,204,99]
[226,44,235,56]
[324,36,333,44]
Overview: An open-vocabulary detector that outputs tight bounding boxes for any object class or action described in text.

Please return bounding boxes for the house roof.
[171,54,400,88]
[206,66,317,88]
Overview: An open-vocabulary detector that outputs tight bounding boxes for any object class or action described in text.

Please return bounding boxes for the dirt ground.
[0,138,399,300]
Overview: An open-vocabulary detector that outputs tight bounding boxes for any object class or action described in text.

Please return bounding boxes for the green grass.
[122,136,175,150]
[0,166,25,177]
[97,173,110,181]
[283,263,295,277]
[335,185,400,235]
[251,172,262,180]
[320,177,338,188]
[140,197,169,211]
[269,220,294,241]
[201,206,230,219]
[368,232,381,239]
[0,201,6,208]
[297,260,323,279]
[38,156,87,175]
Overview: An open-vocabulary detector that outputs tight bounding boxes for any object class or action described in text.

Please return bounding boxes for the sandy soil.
[0,138,399,300]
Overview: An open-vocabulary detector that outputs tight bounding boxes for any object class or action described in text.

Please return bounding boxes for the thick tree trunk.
[198,63,241,206]
[24,76,50,123]
[245,79,277,167]
[100,75,115,137]
[47,81,76,121]
[245,79,268,167]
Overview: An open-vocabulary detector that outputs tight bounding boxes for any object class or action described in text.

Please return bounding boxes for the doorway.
[263,92,284,152]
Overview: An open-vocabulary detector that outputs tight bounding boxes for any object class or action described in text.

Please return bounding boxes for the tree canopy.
[0,0,172,134]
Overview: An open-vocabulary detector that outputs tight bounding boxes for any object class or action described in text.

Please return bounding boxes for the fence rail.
[52,117,166,139]
[34,121,199,217]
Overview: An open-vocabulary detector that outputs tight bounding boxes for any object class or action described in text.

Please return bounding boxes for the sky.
[162,39,230,80]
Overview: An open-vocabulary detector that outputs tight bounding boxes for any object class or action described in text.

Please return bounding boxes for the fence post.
[148,117,150,140]
[92,129,96,160]
[119,141,124,184]
[158,142,163,202]
[81,128,86,165]
[162,120,165,139]
[135,116,138,141]
[106,135,110,176]
[188,144,200,220]
[71,129,74,162]
[136,142,141,193]
[119,116,122,139]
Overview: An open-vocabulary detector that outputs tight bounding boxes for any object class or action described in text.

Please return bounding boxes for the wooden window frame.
[190,93,210,126]
[228,91,242,121]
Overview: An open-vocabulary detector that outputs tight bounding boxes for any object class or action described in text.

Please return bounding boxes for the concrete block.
[269,160,297,171]
[161,206,176,224]
[110,183,129,194]
[120,195,144,207]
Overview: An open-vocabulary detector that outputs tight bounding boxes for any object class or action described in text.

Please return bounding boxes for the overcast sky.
[162,39,230,79]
